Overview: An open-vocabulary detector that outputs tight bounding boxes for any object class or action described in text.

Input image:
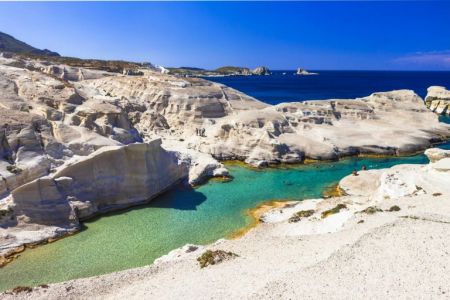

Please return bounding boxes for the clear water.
[0,154,433,291]
[207,71,450,104]
[1,72,449,291]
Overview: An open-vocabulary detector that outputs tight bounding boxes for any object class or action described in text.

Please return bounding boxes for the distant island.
[167,65,271,77]
[296,68,318,75]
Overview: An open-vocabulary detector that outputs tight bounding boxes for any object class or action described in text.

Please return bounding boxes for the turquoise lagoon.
[0,152,439,291]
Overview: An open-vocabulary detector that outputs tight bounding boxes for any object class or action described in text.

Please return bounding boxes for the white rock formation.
[0,55,449,265]
[425,86,450,115]
[0,56,267,258]
[8,149,450,299]
[70,70,450,166]
[0,140,188,259]
[424,147,450,162]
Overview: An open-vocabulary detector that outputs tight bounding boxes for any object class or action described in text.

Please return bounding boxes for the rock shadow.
[148,183,208,210]
[80,183,208,230]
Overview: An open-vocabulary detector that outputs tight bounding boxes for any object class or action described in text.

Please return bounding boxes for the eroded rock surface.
[0,140,188,259]
[0,54,449,263]
[425,86,450,115]
[7,148,450,299]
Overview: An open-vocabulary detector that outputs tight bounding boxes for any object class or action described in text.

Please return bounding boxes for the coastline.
[3,148,449,299]
[222,136,450,171]
[229,200,295,239]
[0,52,450,296]
[0,144,443,271]
[0,146,441,292]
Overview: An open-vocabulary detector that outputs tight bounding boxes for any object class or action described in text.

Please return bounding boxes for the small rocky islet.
[1,32,450,298]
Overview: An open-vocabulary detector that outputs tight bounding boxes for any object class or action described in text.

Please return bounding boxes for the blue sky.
[1,1,450,70]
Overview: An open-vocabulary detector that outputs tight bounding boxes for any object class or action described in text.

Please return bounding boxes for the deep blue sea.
[206,70,450,105]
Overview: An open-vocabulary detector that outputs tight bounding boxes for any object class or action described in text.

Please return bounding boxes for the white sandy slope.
[2,148,450,299]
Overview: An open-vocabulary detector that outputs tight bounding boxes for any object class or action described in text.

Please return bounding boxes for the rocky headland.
[167,65,271,77]
[4,148,449,299]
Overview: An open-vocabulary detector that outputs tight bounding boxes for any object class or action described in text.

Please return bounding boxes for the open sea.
[1,71,450,291]
[206,70,450,104]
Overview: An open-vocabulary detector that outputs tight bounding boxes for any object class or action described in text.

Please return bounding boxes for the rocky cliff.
[425,86,450,115]
[0,140,188,261]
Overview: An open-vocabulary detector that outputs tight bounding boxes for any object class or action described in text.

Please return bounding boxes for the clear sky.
[1,1,450,70]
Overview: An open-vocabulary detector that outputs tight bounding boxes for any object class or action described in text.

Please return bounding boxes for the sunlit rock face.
[1,140,188,259]
[12,140,188,225]
[425,86,450,115]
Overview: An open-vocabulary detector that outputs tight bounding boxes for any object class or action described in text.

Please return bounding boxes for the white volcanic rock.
[0,56,265,207]
[431,157,450,172]
[191,90,450,165]
[18,57,444,168]
[11,149,450,299]
[1,140,188,258]
[339,169,382,197]
[425,86,450,115]
[1,56,449,197]
[341,148,450,203]
[424,147,450,162]
[0,55,450,267]
[41,64,111,81]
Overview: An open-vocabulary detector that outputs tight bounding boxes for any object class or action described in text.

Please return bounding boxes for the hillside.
[0,31,60,56]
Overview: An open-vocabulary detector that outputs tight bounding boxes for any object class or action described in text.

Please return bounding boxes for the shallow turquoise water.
[0,154,434,291]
